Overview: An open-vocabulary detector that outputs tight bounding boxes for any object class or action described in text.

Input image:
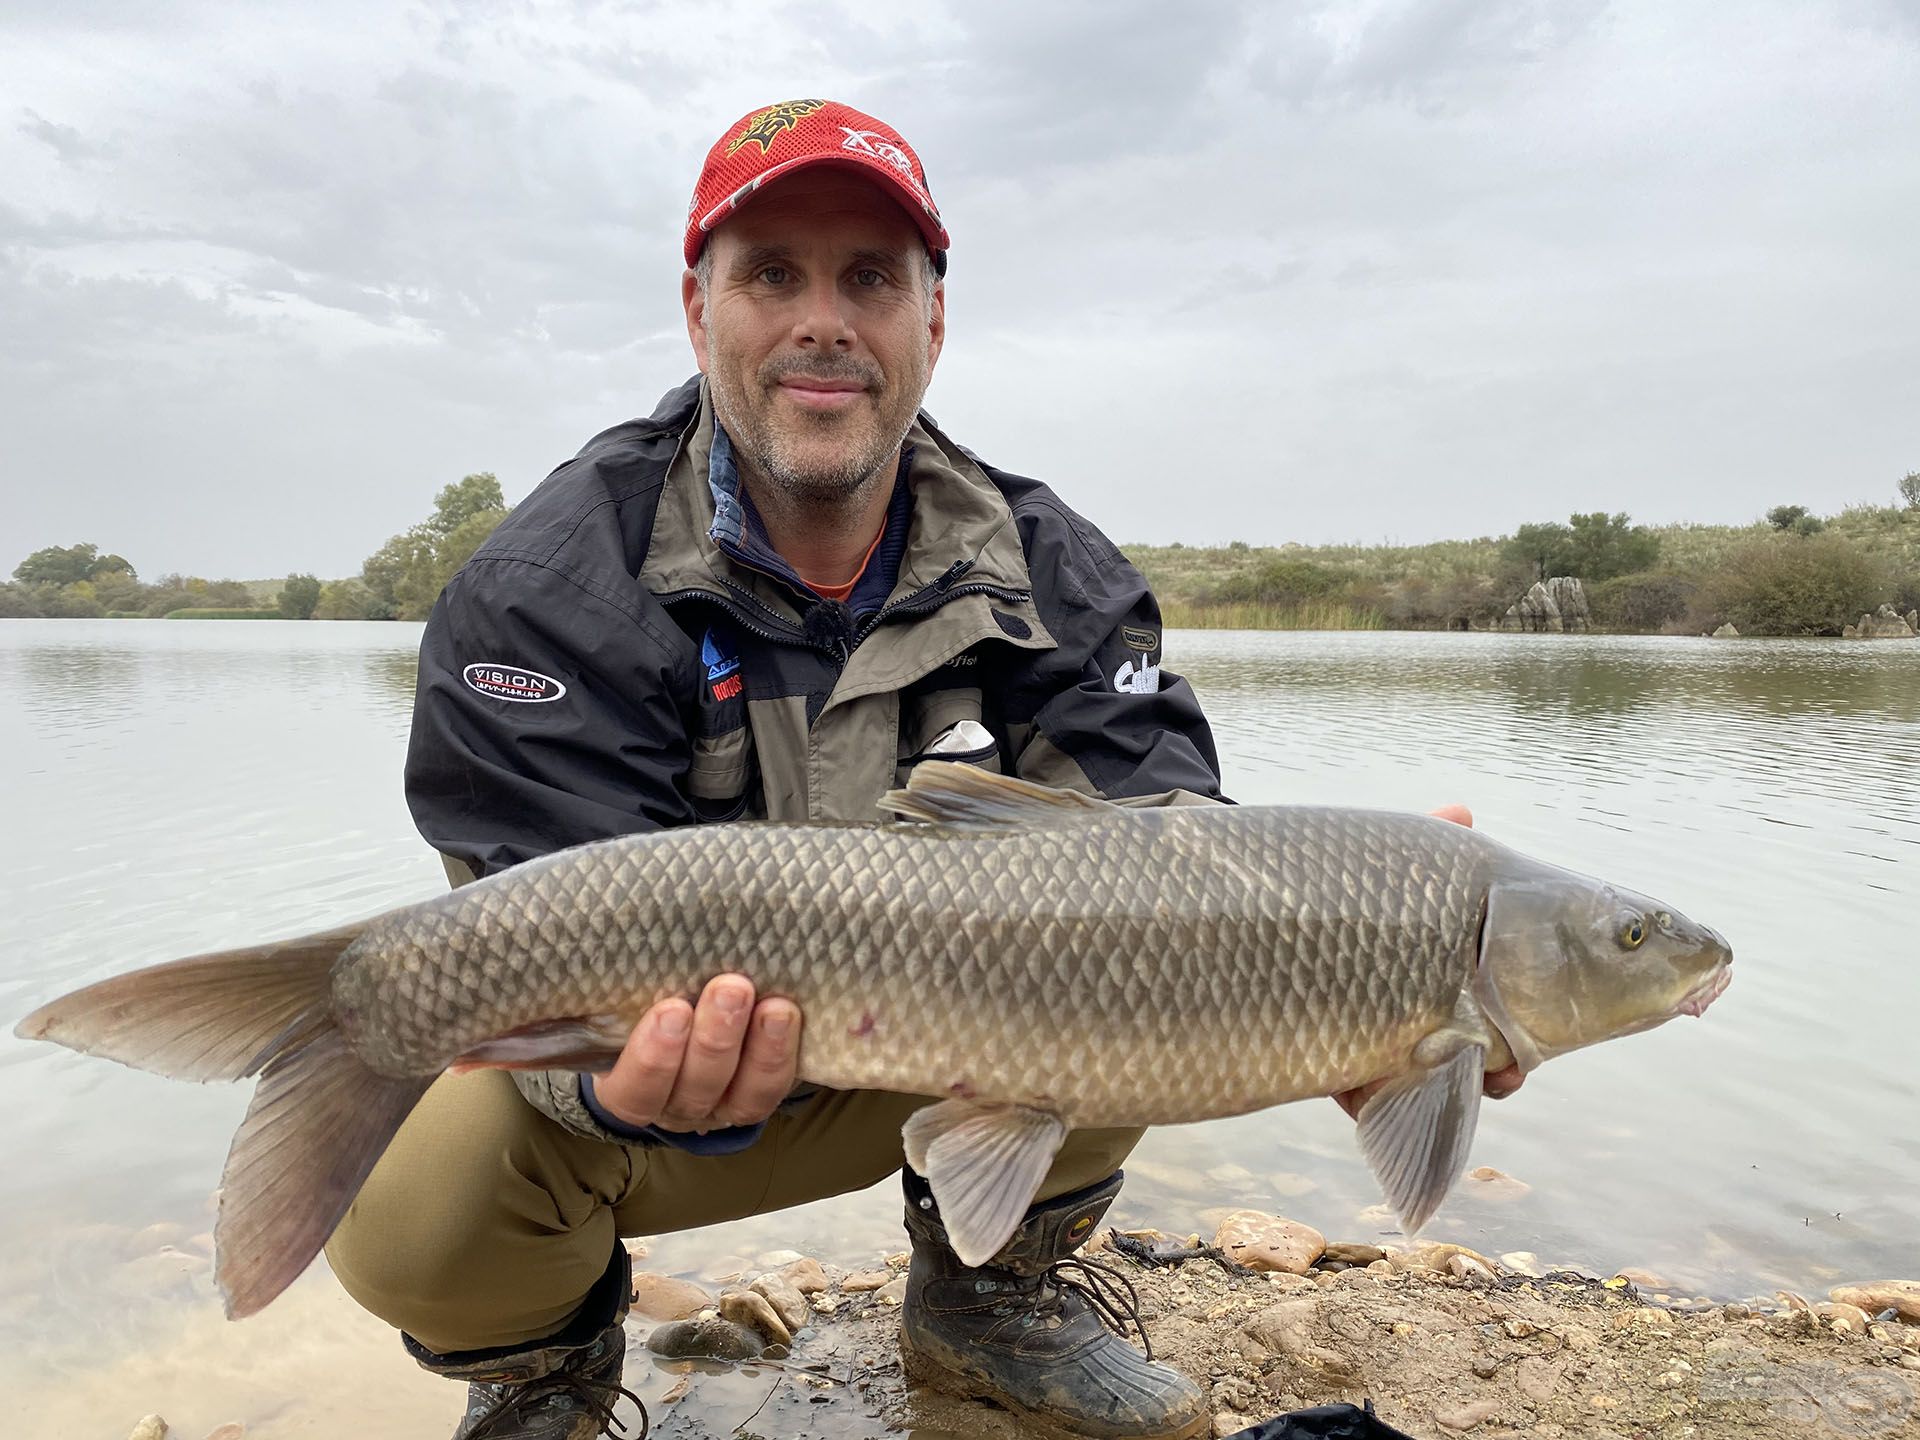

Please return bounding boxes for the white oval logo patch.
[463,662,566,704]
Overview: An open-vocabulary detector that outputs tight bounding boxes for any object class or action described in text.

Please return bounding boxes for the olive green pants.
[324,1070,1141,1355]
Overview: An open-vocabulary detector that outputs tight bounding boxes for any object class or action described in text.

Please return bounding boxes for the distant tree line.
[7,469,1918,637]
[0,473,509,623]
[1140,470,1920,637]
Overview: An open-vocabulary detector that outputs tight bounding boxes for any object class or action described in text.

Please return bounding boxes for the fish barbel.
[15,763,1732,1318]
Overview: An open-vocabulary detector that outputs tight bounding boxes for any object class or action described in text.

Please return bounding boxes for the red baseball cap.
[685,99,950,276]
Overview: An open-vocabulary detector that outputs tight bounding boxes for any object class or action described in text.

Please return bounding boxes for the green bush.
[0,583,43,618]
[163,608,282,620]
[1203,557,1345,607]
[278,573,322,620]
[1587,572,1698,632]
[1702,534,1887,635]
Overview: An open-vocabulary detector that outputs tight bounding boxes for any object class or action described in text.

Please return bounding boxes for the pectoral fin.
[901,1099,1068,1266]
[451,1015,632,1071]
[1356,1042,1485,1237]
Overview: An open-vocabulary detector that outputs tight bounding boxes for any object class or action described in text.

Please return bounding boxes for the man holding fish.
[19,98,1732,1440]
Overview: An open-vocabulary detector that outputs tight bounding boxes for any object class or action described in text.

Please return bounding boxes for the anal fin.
[901,1099,1068,1266]
[1356,1042,1485,1237]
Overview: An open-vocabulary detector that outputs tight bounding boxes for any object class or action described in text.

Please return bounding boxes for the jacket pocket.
[687,725,755,821]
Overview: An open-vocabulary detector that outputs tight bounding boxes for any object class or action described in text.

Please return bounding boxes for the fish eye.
[1621,918,1647,949]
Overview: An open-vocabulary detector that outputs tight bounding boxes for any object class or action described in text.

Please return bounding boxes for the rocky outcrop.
[1842,604,1917,639]
[1497,576,1591,633]
[1712,623,1740,638]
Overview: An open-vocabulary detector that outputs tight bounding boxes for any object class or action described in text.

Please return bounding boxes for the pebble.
[1213,1210,1326,1275]
[644,1316,765,1362]
[1612,1267,1666,1290]
[203,1427,245,1440]
[1395,1243,1495,1276]
[756,1248,806,1268]
[1447,1255,1495,1283]
[841,1268,893,1293]
[1432,1398,1501,1431]
[750,1273,811,1333]
[720,1289,793,1347]
[1268,1171,1318,1198]
[875,1275,908,1306]
[1213,1415,1253,1438]
[1499,1251,1543,1277]
[629,1272,711,1322]
[1828,1280,1920,1323]
[1464,1166,1531,1201]
[1813,1301,1871,1335]
[777,1257,830,1295]
[1500,1318,1539,1339]
[1322,1242,1386,1266]
[1206,1162,1257,1188]
[128,1419,169,1440]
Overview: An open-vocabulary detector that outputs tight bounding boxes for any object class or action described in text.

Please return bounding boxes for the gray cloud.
[1,0,1915,579]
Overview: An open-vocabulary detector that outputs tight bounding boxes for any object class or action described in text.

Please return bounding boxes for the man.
[326,99,1522,1440]
[326,100,1227,1440]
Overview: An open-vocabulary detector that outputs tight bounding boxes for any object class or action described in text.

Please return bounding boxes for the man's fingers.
[654,974,755,1129]
[711,999,802,1128]
[1483,1063,1526,1100]
[593,1000,694,1129]
[1429,803,1474,828]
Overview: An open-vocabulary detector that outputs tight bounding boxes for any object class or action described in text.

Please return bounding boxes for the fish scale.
[335,805,1495,1124]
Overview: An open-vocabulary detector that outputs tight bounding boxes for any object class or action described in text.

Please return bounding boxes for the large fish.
[15,763,1732,1319]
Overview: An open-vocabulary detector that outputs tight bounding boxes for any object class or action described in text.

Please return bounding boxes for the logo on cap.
[727,99,826,156]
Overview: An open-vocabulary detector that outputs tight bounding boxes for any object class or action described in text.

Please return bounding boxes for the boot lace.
[1036,1256,1154,1360]
[464,1369,649,1440]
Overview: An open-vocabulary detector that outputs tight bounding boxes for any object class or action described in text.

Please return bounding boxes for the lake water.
[3,619,1916,1436]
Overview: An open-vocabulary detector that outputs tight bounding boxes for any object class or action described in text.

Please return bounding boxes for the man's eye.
[853,269,886,287]
[758,266,790,285]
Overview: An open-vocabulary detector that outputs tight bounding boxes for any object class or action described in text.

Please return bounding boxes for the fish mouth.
[1673,963,1732,1019]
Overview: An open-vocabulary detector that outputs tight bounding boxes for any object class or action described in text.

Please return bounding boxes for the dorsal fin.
[879,761,1116,830]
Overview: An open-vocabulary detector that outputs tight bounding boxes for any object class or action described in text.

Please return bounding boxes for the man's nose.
[790,281,856,350]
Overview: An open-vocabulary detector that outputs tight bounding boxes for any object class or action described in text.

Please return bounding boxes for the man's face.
[684,169,945,503]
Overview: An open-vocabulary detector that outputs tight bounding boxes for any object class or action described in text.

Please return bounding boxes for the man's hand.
[593,974,802,1133]
[1332,801,1527,1119]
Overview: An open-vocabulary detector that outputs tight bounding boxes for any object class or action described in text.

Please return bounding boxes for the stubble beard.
[710,349,928,505]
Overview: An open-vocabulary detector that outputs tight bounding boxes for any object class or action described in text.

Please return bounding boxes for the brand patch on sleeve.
[1120,626,1160,654]
[462,662,566,704]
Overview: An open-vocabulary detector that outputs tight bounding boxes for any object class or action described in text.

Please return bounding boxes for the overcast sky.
[3,0,1916,580]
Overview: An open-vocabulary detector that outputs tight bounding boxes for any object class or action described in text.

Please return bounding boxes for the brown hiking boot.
[901,1170,1207,1440]
[405,1246,646,1440]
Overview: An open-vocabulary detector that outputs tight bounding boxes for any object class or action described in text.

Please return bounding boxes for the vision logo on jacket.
[462,663,566,704]
[702,629,744,702]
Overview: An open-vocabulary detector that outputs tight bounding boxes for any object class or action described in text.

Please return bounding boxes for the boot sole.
[900,1344,1209,1440]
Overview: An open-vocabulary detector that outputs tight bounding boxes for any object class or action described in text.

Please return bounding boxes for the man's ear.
[683,268,710,374]
[926,279,946,374]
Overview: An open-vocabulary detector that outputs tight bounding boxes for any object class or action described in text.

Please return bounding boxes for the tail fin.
[14,925,432,1318]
